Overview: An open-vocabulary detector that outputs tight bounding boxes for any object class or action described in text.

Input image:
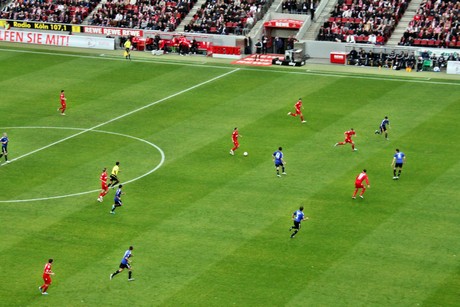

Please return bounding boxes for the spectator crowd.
[183,0,269,35]
[317,0,409,45]
[88,0,196,31]
[1,0,99,24]
[398,0,460,48]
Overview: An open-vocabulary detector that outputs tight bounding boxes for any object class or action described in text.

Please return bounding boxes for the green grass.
[0,43,459,306]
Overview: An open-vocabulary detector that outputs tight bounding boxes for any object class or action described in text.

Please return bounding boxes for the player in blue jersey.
[391,148,406,179]
[272,147,286,177]
[375,116,390,140]
[110,185,125,214]
[110,246,134,281]
[0,132,9,163]
[289,206,308,238]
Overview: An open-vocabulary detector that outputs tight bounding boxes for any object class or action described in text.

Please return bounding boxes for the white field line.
[1,47,459,85]
[0,68,240,166]
[0,128,165,202]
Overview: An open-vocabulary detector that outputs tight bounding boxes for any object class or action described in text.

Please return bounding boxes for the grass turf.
[0,43,459,306]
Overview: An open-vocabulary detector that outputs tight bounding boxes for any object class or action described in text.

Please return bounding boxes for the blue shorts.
[114,199,123,206]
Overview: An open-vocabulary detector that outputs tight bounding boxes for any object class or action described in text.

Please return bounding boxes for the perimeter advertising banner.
[263,19,304,29]
[0,29,114,50]
[83,26,143,37]
[446,61,460,75]
[3,20,81,32]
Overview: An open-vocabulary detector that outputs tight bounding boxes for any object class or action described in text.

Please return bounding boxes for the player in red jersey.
[97,167,109,202]
[352,169,370,199]
[334,128,357,151]
[38,259,55,295]
[230,127,242,155]
[287,98,306,123]
[58,90,66,115]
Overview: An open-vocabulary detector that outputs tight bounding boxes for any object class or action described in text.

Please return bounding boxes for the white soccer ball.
[243,152,248,156]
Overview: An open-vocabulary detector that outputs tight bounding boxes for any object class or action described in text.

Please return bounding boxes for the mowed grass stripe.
[0,63,241,306]
[99,89,379,305]
[1,47,458,306]
[288,160,460,306]
[132,79,460,305]
[14,73,342,306]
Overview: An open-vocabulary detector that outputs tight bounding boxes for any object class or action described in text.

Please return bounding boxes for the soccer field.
[1,44,459,306]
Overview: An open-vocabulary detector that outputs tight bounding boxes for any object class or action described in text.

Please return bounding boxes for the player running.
[352,169,370,199]
[230,127,242,156]
[289,206,308,238]
[287,98,306,123]
[38,259,55,295]
[0,132,9,163]
[110,246,134,281]
[108,162,120,188]
[110,185,125,214]
[97,168,109,202]
[375,116,390,140]
[58,90,67,115]
[334,128,357,151]
[273,147,286,177]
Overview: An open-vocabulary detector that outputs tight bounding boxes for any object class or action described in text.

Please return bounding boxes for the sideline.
[1,46,459,85]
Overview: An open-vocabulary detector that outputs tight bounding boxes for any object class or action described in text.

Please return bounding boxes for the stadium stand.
[1,0,100,24]
[399,0,460,48]
[317,0,410,44]
[88,0,197,31]
[183,0,270,35]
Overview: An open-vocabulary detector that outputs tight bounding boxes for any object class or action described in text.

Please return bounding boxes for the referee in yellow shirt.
[124,38,131,60]
[109,161,120,188]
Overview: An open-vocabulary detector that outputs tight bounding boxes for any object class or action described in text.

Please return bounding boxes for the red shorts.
[233,141,239,147]
[61,102,66,107]
[295,109,302,115]
[344,138,353,144]
[102,183,108,190]
[355,182,364,188]
[43,275,52,284]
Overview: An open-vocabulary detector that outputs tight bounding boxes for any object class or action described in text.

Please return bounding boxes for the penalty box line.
[0,68,240,167]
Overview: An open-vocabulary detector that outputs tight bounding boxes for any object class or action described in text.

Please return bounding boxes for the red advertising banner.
[263,19,304,29]
[83,26,143,37]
